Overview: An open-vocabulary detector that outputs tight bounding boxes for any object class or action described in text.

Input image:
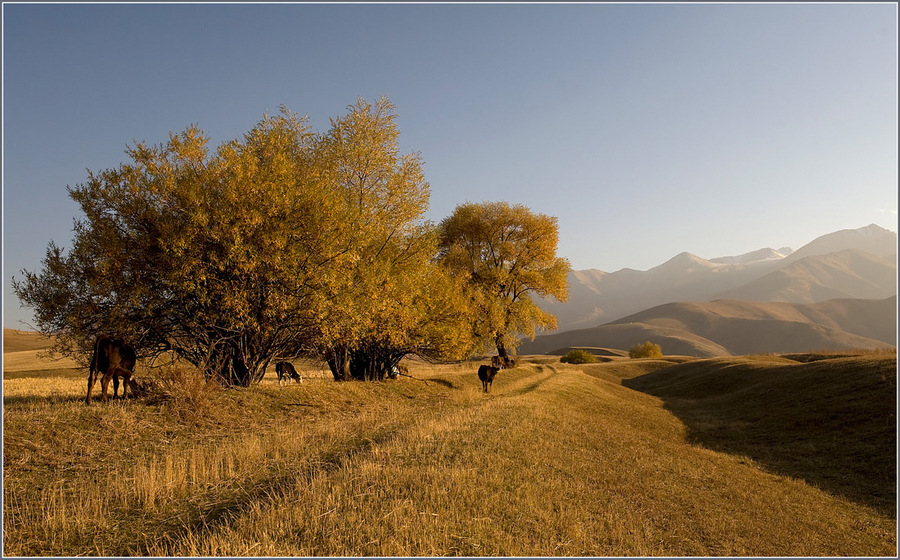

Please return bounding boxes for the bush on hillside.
[629,341,663,359]
[140,365,221,422]
[560,349,598,364]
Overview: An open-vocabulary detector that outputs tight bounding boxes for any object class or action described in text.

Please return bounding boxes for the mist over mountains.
[520,297,897,357]
[523,224,897,356]
[538,224,897,332]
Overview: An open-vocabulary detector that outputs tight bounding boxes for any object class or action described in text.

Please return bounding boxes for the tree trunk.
[228,353,252,387]
[350,345,398,381]
[326,346,351,381]
[328,344,403,382]
[202,337,264,387]
[496,338,508,361]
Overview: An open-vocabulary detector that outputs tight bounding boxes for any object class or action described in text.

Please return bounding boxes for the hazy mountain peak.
[652,252,713,272]
[785,224,897,263]
[710,247,791,265]
[860,223,890,235]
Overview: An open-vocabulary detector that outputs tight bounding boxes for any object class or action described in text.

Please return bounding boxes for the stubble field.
[2,331,896,556]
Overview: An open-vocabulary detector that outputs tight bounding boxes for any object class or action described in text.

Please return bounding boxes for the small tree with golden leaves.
[437,201,570,359]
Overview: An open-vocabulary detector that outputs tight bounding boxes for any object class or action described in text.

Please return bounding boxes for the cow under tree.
[275,361,303,384]
[86,337,137,404]
[478,364,501,393]
[491,355,516,369]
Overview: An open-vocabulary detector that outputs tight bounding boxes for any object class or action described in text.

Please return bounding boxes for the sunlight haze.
[3,2,897,329]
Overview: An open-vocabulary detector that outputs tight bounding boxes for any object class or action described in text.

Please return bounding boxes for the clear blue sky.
[3,2,897,330]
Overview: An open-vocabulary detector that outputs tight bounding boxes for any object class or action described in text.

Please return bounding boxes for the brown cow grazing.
[275,361,303,384]
[478,364,501,393]
[86,337,137,404]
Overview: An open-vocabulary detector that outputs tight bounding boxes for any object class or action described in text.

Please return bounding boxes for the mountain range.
[521,224,897,356]
[537,224,897,332]
[519,297,896,357]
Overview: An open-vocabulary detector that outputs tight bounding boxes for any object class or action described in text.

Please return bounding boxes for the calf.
[389,364,409,379]
[478,364,501,393]
[86,337,137,404]
[275,361,303,384]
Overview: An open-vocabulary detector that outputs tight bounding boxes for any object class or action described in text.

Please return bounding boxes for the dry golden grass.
[625,350,898,516]
[2,350,79,373]
[3,329,56,353]
[3,346,896,556]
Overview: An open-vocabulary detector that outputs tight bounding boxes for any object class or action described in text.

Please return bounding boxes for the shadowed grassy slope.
[624,353,897,516]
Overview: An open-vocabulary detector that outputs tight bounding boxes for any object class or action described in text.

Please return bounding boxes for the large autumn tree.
[14,98,469,385]
[308,99,469,380]
[437,201,570,359]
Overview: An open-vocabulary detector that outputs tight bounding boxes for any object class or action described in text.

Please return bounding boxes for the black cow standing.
[478,364,501,393]
[86,337,137,404]
[275,361,303,384]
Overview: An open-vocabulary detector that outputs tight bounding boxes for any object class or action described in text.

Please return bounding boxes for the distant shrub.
[560,349,598,364]
[629,341,663,359]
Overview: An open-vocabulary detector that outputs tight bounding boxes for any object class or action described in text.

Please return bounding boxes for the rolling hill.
[519,296,897,357]
[2,329,54,353]
[538,224,897,332]
[621,353,897,516]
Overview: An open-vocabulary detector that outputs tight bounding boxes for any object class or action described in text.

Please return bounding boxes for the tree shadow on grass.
[3,368,84,380]
[2,393,148,407]
[623,358,897,518]
[427,378,457,389]
[3,394,84,407]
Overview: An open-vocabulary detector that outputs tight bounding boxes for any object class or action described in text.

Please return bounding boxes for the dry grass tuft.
[137,364,221,422]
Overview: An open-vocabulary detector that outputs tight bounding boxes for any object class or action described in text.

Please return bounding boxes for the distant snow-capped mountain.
[536,224,897,333]
[710,247,793,265]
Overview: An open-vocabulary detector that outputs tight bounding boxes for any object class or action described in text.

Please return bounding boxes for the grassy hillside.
[3,344,896,556]
[519,321,732,357]
[546,346,629,358]
[795,296,897,345]
[609,298,895,355]
[624,352,897,515]
[522,297,895,357]
[3,329,56,353]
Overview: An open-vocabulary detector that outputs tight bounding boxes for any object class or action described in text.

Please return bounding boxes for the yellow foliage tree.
[629,341,663,359]
[14,99,471,385]
[437,201,570,359]
[309,98,470,380]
